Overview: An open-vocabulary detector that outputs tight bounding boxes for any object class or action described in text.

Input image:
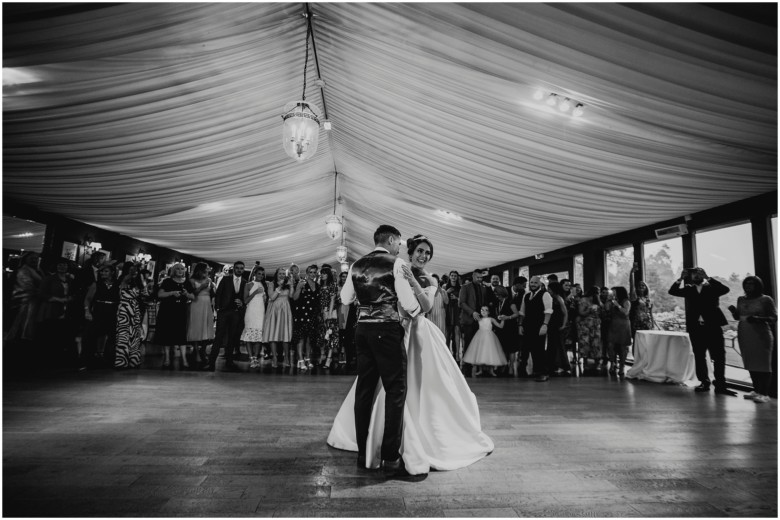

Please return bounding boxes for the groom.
[340,224,421,476]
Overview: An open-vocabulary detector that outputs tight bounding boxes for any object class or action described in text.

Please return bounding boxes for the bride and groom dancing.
[327,224,493,477]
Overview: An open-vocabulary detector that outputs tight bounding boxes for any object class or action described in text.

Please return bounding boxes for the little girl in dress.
[462,305,508,377]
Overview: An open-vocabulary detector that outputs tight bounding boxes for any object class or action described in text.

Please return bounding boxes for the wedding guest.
[262,267,293,370]
[605,286,632,377]
[84,264,120,367]
[206,261,247,372]
[337,270,358,373]
[598,286,612,370]
[518,276,552,382]
[444,270,462,360]
[428,274,449,335]
[460,268,496,376]
[462,305,507,377]
[629,263,655,338]
[729,276,776,403]
[291,264,320,372]
[187,262,215,369]
[115,269,147,369]
[317,265,339,369]
[494,286,519,376]
[546,281,572,376]
[511,276,529,376]
[5,251,43,348]
[669,267,735,395]
[241,266,267,370]
[38,257,78,367]
[577,287,603,374]
[156,263,195,369]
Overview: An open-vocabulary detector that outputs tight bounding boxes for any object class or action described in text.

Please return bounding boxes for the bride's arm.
[401,264,435,313]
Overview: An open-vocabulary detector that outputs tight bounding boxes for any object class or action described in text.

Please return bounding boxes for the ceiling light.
[572,103,585,117]
[281,15,321,161]
[532,89,545,101]
[336,245,348,263]
[325,171,342,240]
[558,98,571,112]
[437,210,463,221]
[340,261,349,272]
[546,93,558,106]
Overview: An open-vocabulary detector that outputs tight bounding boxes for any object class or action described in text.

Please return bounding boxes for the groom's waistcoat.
[351,250,400,323]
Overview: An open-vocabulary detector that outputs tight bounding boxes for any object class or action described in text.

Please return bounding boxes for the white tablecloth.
[626,330,697,385]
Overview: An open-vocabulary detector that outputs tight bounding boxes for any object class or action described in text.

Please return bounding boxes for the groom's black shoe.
[382,458,406,478]
[356,455,367,470]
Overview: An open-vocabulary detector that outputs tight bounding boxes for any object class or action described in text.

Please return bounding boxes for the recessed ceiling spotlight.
[546,93,558,106]
[558,98,572,112]
[532,89,545,101]
[572,104,585,117]
[437,209,463,221]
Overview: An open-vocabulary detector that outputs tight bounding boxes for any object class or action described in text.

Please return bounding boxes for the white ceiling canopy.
[3,3,776,273]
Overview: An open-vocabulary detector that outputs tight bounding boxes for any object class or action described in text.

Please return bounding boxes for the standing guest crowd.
[2,251,775,401]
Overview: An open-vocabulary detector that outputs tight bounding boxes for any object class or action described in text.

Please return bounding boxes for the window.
[643,237,684,331]
[573,254,583,284]
[605,245,633,289]
[694,222,755,384]
[502,270,509,287]
[518,266,529,281]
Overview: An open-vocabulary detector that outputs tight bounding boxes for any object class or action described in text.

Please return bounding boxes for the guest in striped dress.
[115,270,147,369]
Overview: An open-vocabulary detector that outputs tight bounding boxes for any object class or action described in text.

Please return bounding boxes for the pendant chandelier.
[281,11,321,161]
[325,171,342,240]
[336,217,348,261]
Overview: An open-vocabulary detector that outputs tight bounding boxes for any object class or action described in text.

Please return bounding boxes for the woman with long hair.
[115,267,148,369]
[444,270,462,360]
[262,267,293,370]
[606,286,632,377]
[629,264,655,338]
[5,251,43,346]
[576,286,603,374]
[729,276,777,403]
[546,281,572,376]
[317,266,340,369]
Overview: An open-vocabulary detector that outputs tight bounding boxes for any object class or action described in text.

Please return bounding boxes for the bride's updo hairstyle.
[407,234,434,260]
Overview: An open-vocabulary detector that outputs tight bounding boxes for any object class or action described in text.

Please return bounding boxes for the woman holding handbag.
[317,266,340,369]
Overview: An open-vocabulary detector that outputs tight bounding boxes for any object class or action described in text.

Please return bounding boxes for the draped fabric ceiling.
[3,3,777,273]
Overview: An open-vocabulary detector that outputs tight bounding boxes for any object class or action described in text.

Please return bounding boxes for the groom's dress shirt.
[341,247,421,320]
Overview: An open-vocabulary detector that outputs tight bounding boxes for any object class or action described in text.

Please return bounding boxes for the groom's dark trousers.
[354,322,407,462]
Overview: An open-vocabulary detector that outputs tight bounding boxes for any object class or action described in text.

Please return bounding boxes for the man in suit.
[459,269,498,378]
[669,267,736,396]
[518,276,553,382]
[340,225,421,477]
[205,260,246,372]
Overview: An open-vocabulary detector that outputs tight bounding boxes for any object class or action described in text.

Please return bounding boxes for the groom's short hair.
[374,225,401,245]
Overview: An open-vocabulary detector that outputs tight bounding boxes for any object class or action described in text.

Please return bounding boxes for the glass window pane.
[606,245,633,288]
[502,270,509,287]
[643,237,685,331]
[573,254,583,284]
[518,266,529,281]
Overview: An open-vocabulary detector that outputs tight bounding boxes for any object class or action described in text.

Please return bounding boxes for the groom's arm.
[393,258,421,317]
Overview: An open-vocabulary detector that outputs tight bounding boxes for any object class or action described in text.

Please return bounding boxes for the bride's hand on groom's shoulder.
[401,264,414,280]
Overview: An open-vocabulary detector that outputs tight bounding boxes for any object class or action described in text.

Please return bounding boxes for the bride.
[327,234,494,475]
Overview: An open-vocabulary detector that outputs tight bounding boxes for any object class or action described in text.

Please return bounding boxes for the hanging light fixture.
[325,171,342,240]
[281,12,321,161]
[340,261,349,273]
[336,245,348,263]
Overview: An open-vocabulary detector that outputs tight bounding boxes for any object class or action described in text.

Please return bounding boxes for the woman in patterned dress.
[576,286,603,374]
[115,270,147,369]
[242,267,267,369]
[262,267,293,370]
[291,264,321,372]
[187,262,215,368]
[629,264,655,339]
[5,251,43,345]
[317,266,339,369]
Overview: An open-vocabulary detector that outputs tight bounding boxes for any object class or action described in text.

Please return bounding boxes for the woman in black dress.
[84,264,120,367]
[156,263,194,369]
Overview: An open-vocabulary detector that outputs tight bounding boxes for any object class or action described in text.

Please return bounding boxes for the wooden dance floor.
[3,364,777,517]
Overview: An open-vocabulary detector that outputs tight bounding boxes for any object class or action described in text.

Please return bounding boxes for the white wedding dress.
[327,284,494,475]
